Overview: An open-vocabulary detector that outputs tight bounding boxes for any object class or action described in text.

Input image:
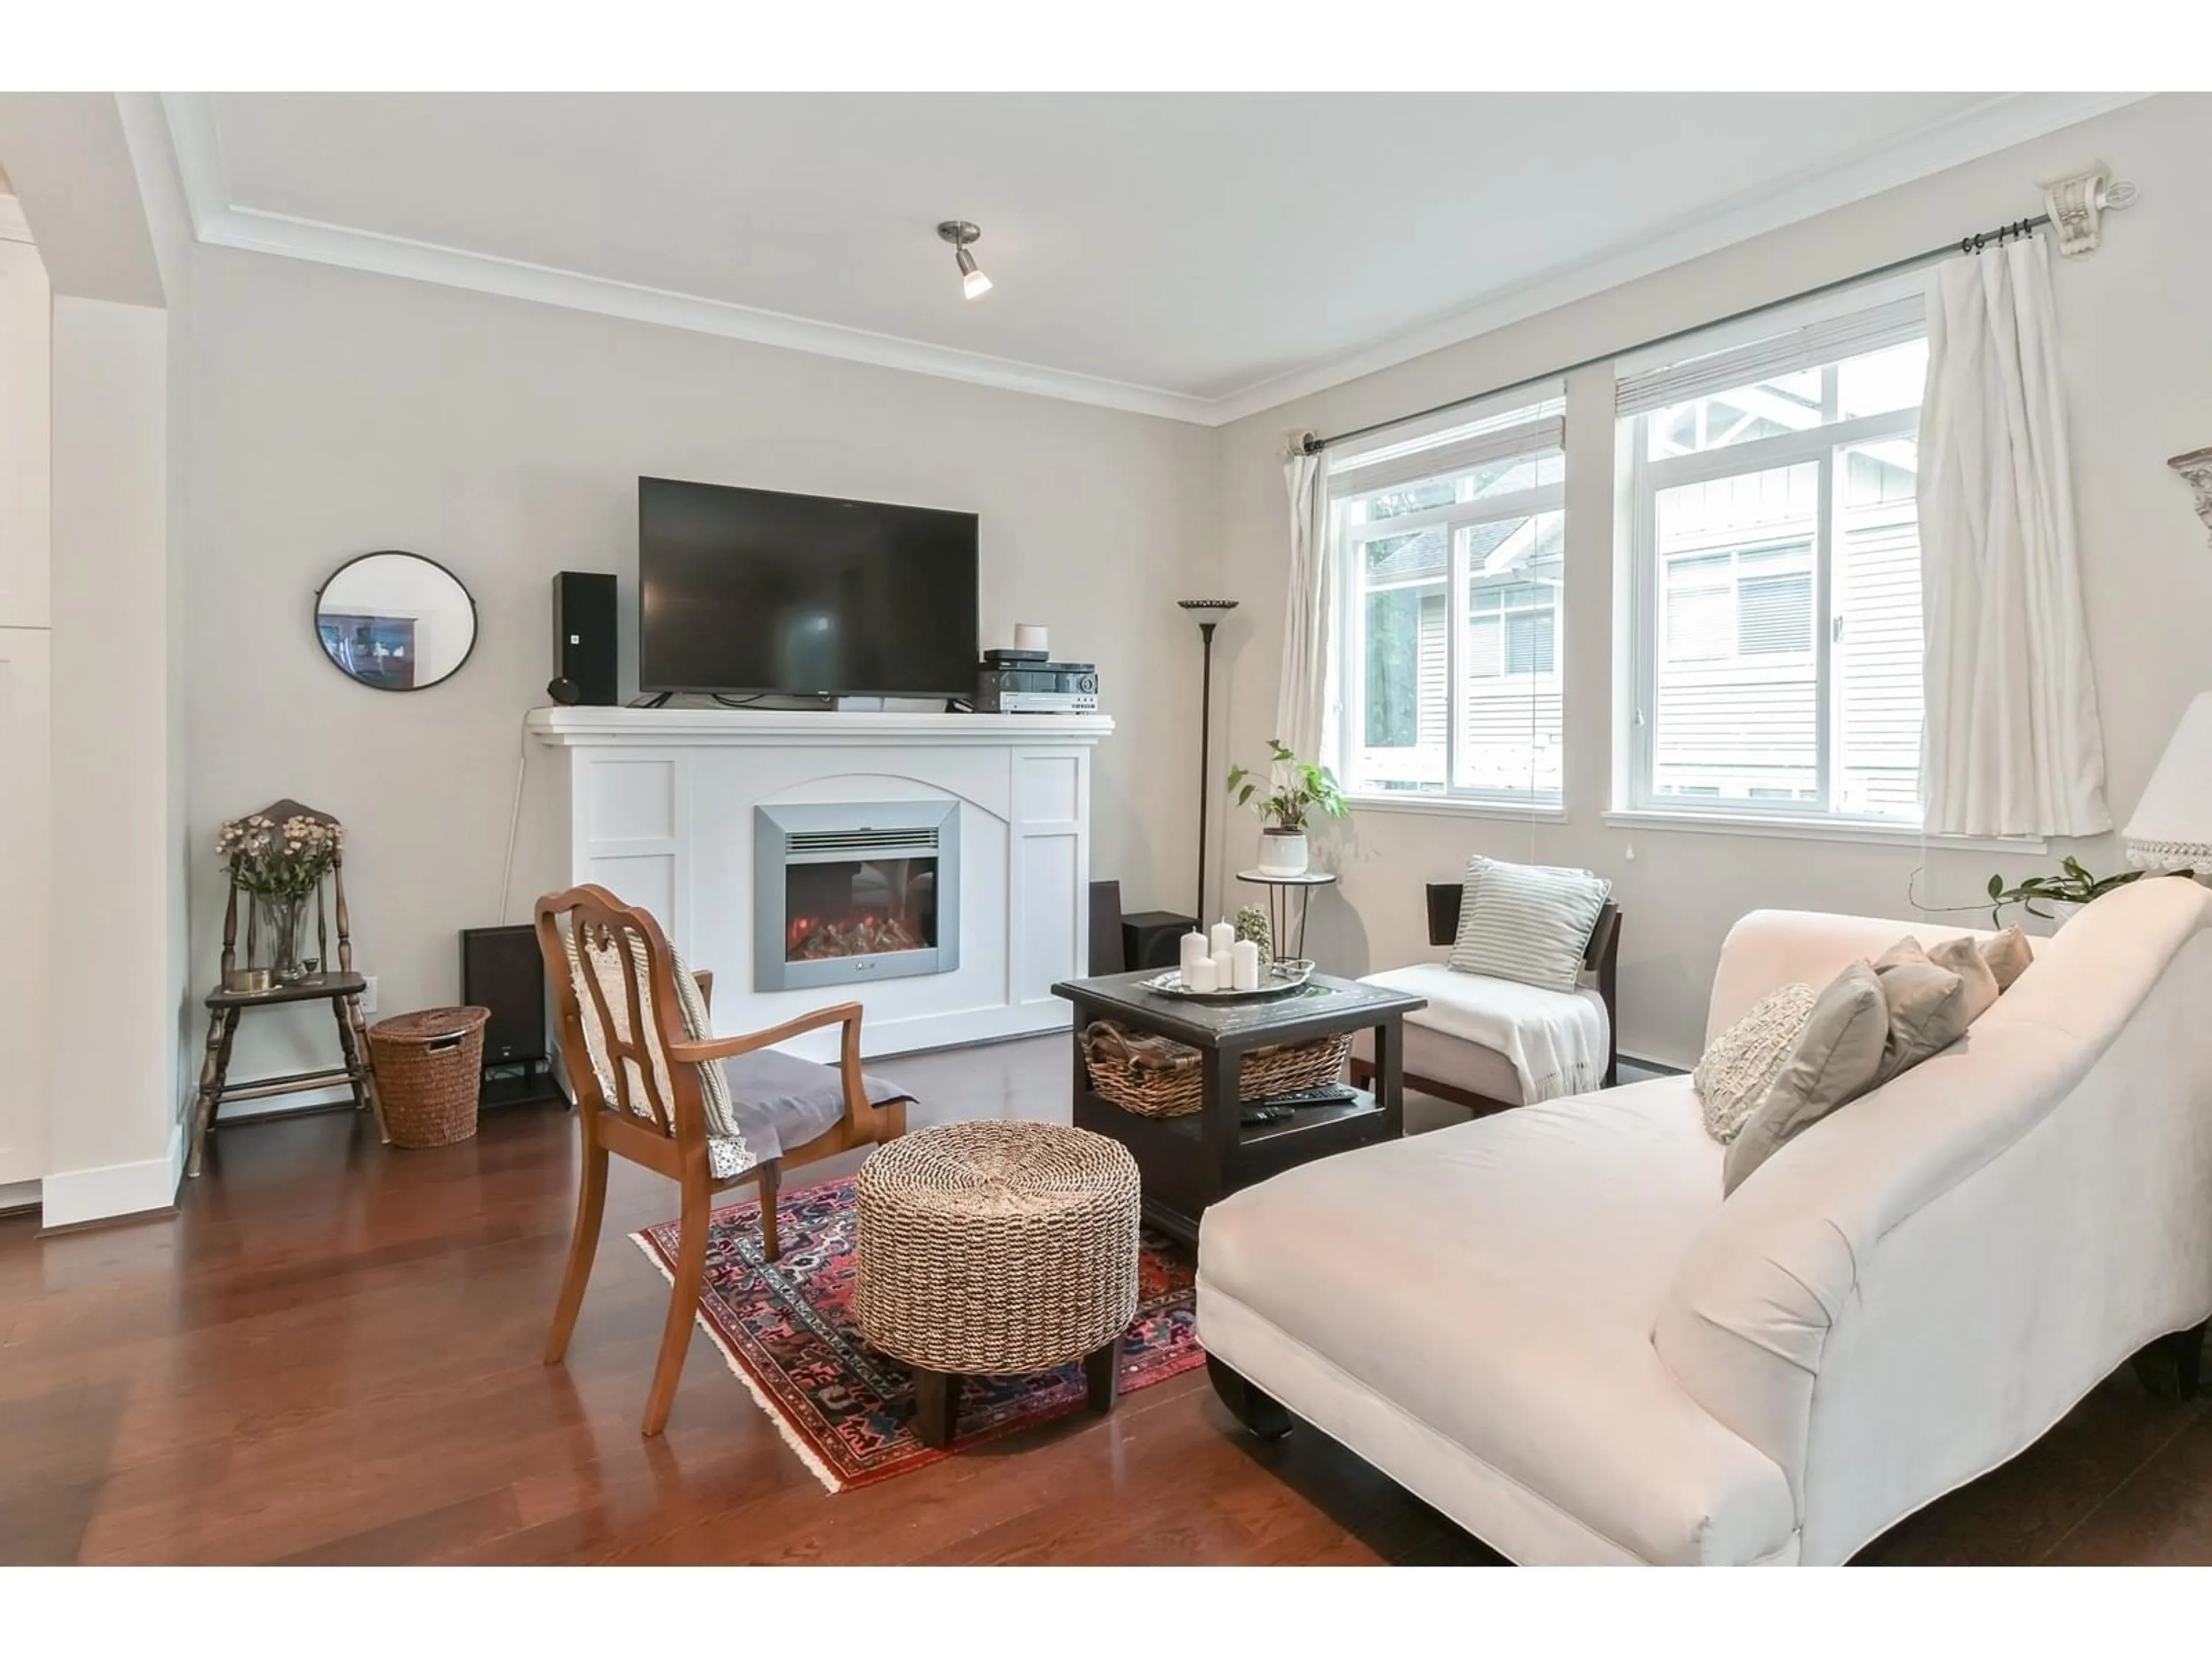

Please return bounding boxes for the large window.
[1334,393,1566,806]
[1619,300,1927,823]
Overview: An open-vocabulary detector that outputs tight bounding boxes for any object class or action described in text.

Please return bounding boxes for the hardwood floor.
[3,1035,2209,1566]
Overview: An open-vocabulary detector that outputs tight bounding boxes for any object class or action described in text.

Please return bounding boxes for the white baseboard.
[41,1119,185,1228]
[0,1178,39,1215]
[214,1083,353,1120]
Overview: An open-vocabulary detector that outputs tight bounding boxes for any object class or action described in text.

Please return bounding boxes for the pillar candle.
[1209,921,1236,955]
[1180,931,1210,979]
[1231,939,1261,991]
[1212,948,1235,990]
[1185,953,1218,993]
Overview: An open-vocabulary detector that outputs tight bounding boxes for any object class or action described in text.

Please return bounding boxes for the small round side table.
[1234,869,1337,964]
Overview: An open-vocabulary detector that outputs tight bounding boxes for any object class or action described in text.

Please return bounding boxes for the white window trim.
[1338,476,1566,809]
[1600,808,2043,857]
[1350,794,1570,824]
[1622,353,1924,831]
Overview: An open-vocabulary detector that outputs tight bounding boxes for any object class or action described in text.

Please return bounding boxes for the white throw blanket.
[1361,961,1610,1104]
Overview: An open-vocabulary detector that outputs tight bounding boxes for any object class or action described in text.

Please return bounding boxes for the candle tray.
[1141,959,1315,1002]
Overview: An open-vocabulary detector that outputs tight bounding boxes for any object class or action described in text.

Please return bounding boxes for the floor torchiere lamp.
[1179,599,1240,925]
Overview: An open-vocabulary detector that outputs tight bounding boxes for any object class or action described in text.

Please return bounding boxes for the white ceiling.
[168,92,2139,424]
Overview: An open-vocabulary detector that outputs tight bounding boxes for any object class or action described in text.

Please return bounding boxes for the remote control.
[1238,1104,1296,1127]
[1247,1084,1361,1111]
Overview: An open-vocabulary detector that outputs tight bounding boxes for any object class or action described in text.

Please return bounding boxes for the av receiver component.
[976,661,1097,694]
[972,688,1099,714]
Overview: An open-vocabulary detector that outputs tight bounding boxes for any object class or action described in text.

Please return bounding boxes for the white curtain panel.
[1275,448,1335,764]
[1920,237,2112,839]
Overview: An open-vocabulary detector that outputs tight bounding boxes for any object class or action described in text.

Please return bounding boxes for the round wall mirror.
[314,551,478,692]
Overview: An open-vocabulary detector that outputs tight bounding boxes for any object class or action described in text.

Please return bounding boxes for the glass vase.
[257,891,311,984]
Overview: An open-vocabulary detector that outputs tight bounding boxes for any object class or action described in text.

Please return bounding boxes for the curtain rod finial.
[2040,162,2134,257]
[2171,448,2212,552]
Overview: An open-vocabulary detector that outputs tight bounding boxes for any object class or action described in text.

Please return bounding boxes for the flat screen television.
[638,476,979,696]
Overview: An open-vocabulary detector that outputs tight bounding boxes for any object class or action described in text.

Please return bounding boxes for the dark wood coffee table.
[1050,969,1426,1245]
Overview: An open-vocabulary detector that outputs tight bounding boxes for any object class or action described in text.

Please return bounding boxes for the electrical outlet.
[360,975,378,1015]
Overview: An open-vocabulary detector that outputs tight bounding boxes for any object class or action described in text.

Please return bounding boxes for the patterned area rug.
[632,1175,1203,1491]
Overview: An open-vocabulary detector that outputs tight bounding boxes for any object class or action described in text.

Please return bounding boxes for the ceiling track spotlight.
[937,220,992,300]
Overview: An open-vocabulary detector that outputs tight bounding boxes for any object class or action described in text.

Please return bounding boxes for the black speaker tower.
[551,571,619,706]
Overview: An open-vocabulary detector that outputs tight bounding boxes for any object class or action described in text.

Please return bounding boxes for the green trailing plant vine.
[1908,858,2194,927]
[1983,857,2171,925]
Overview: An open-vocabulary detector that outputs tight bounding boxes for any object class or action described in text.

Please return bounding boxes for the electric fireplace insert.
[752,801,961,991]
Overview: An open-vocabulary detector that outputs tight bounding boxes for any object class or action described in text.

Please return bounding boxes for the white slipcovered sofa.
[1195,878,2212,1565]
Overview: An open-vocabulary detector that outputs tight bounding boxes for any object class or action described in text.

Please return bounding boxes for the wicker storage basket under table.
[1081,1021,1354,1119]
[366,1006,489,1149]
[854,1120,1141,1448]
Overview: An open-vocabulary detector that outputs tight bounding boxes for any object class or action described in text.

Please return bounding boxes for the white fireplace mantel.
[528,706,1116,749]
[528,706,1115,1060]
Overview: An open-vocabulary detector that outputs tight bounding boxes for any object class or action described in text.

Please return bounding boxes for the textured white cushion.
[1448,855,1611,993]
[1695,983,1815,1144]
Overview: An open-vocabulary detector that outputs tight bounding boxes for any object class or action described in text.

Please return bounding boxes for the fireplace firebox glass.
[783,857,938,963]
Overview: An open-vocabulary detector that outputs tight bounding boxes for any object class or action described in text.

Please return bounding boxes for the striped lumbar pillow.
[1447,855,1612,993]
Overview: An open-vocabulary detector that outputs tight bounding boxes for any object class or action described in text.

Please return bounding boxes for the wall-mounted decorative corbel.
[2039,162,2139,257]
[2172,448,2212,551]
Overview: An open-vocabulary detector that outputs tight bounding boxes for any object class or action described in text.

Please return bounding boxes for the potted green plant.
[1226,740,1347,877]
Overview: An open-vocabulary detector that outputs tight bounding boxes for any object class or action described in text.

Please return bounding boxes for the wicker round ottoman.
[854,1120,1141,1448]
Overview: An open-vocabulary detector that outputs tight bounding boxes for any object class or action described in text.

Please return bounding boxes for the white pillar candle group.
[1231,938,1262,991]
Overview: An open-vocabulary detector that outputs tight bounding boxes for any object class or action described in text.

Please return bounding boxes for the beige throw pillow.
[1722,961,1888,1196]
[1695,983,1816,1144]
[1980,927,2033,992]
[1927,935,2000,1025]
[1870,937,1970,1083]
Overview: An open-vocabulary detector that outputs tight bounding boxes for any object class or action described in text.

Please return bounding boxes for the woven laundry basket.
[853,1120,1140,1376]
[368,1006,488,1149]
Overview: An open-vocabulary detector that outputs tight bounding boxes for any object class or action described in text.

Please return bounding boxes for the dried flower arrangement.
[218,811,344,899]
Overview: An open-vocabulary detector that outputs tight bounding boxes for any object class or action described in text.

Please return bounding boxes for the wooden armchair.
[535,884,910,1435]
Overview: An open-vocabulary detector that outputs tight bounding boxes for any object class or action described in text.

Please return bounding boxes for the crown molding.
[157,93,1213,424]
[1202,90,2154,424]
[162,90,2152,431]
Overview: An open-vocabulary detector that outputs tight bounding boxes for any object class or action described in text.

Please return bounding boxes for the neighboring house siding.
[1837,503,1922,816]
[1466,683,1563,794]
[1654,664,1818,794]
[1418,592,1445,749]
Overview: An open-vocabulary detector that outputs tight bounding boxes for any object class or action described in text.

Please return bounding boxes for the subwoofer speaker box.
[1088,880,1126,975]
[460,924,547,1066]
[551,571,619,707]
[1120,910,1197,973]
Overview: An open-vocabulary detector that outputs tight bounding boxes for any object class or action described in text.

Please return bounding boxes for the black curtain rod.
[1301,213,2051,456]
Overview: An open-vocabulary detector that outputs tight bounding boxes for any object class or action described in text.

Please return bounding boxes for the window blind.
[1614,297,1927,418]
[1330,388,1565,498]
